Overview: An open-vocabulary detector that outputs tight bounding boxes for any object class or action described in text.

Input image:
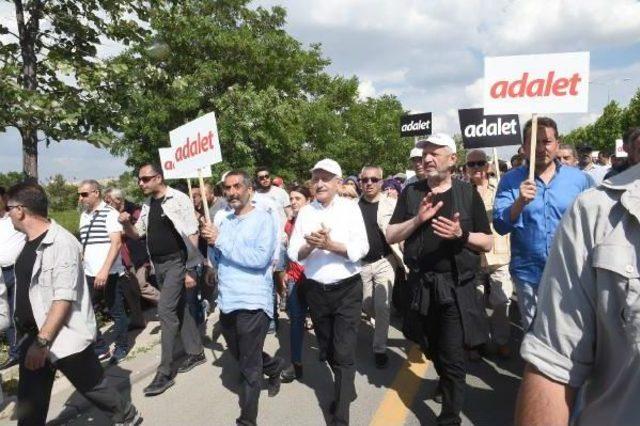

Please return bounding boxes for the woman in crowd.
[281,185,313,382]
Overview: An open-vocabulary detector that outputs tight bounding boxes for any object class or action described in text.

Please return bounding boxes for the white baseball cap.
[311,158,343,178]
[415,133,457,153]
[409,147,423,159]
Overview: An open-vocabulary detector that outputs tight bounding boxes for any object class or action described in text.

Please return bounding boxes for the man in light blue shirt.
[493,117,592,330]
[201,170,284,426]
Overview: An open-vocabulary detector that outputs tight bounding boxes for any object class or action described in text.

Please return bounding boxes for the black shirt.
[358,198,391,262]
[14,230,48,333]
[390,180,491,272]
[146,196,186,258]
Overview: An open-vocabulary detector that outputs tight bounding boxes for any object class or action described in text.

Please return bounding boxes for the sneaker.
[143,373,174,397]
[96,348,112,362]
[280,364,303,383]
[0,357,18,370]
[109,346,129,365]
[177,352,206,374]
[115,404,142,425]
[374,352,389,369]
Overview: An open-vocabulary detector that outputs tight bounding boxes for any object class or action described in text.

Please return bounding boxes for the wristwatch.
[35,335,51,349]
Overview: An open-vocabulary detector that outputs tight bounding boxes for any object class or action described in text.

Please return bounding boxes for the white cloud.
[357,80,376,100]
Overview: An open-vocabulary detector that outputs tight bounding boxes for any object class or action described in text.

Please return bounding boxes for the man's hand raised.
[417,193,444,224]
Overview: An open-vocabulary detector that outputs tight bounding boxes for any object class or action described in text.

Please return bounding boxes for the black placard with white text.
[458,108,521,148]
[400,112,432,137]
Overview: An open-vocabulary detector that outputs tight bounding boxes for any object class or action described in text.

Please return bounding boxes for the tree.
[0,0,154,179]
[44,174,77,211]
[99,0,412,182]
[564,88,640,149]
[0,171,24,189]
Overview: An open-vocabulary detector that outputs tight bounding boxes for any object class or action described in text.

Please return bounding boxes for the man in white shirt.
[0,187,26,369]
[404,147,426,186]
[288,159,369,426]
[78,180,129,364]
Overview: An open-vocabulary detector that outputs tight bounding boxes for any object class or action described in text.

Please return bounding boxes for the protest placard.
[159,147,213,180]
[169,112,222,223]
[400,112,432,137]
[484,51,590,179]
[458,108,521,149]
[483,52,590,115]
[616,138,627,158]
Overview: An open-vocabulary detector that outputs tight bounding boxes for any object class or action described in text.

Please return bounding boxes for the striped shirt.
[79,201,124,276]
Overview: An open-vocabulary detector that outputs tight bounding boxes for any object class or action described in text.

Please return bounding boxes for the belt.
[1,265,14,272]
[308,273,360,292]
[151,251,184,264]
[362,252,392,264]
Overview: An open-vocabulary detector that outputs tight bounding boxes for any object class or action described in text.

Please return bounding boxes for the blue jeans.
[2,268,19,360]
[286,281,308,364]
[513,278,538,332]
[87,274,130,351]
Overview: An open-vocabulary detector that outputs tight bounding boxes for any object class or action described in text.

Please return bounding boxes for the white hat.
[311,158,343,178]
[415,133,457,153]
[409,147,423,159]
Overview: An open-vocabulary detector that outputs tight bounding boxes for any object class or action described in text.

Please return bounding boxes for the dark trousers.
[17,338,131,425]
[220,310,282,426]
[87,274,129,350]
[424,300,466,425]
[305,275,363,426]
[2,267,19,359]
[154,256,203,376]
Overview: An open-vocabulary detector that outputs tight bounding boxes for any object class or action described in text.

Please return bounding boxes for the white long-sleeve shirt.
[287,195,369,284]
[0,215,25,268]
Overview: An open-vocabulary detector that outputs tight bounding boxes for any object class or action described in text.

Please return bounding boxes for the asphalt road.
[29,307,525,426]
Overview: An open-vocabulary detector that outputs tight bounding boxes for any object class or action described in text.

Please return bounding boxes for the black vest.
[404,178,480,284]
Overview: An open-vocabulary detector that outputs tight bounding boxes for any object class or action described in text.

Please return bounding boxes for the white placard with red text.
[484,52,590,115]
[159,147,213,180]
[616,138,627,158]
[169,112,222,173]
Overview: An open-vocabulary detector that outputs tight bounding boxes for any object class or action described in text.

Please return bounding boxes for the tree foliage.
[44,174,78,211]
[0,0,155,177]
[99,0,413,181]
[564,88,640,149]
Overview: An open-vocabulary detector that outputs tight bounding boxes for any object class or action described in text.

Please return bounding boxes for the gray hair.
[360,165,383,178]
[79,179,101,194]
[559,144,577,158]
[225,170,253,189]
[104,187,124,201]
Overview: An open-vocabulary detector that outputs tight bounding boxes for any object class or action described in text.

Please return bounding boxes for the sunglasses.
[359,177,381,184]
[466,160,487,168]
[138,174,158,183]
[257,174,270,180]
[78,190,97,198]
[6,204,23,211]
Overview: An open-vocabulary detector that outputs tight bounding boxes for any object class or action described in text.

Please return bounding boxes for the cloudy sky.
[2,0,640,180]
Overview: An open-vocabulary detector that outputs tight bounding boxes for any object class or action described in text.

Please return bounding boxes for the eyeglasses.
[6,204,23,211]
[466,160,487,168]
[138,174,158,183]
[359,177,381,184]
[257,174,270,180]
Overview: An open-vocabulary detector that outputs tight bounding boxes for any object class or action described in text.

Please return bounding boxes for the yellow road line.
[370,345,430,426]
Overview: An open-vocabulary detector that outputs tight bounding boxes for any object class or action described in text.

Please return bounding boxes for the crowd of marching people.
[0,118,639,425]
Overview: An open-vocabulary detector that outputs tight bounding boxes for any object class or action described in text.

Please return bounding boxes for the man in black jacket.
[387,134,493,426]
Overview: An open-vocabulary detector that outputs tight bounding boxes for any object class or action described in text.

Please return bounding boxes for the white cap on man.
[311,158,343,178]
[415,133,457,153]
[409,147,423,159]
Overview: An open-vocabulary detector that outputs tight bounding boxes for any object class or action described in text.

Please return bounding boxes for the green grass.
[50,209,80,235]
